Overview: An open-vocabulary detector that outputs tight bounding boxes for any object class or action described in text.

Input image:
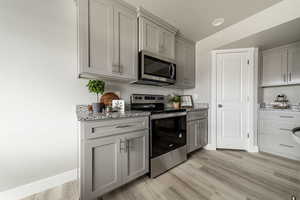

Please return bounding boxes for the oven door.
[140,51,176,84]
[150,112,186,158]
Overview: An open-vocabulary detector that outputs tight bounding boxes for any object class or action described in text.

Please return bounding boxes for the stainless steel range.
[131,94,187,178]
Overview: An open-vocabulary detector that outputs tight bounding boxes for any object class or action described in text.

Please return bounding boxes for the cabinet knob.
[218,104,223,108]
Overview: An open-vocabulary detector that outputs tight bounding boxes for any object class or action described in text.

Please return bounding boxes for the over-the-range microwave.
[134,51,176,86]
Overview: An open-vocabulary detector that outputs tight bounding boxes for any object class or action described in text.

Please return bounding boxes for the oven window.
[144,55,172,78]
[151,116,186,158]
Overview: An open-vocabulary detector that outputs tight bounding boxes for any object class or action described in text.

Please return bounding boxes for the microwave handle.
[171,64,175,79]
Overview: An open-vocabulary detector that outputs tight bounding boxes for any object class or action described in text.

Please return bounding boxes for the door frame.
[210,48,259,152]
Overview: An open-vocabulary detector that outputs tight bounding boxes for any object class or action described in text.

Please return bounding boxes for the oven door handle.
[171,64,175,79]
[151,112,187,120]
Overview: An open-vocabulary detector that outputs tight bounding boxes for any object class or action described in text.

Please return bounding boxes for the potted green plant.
[86,80,105,112]
[170,95,181,109]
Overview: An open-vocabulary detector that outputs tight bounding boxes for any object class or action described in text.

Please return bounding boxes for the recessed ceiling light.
[212,18,225,27]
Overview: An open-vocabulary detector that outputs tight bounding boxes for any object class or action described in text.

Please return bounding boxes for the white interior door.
[216,51,249,150]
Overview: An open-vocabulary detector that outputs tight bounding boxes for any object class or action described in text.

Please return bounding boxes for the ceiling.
[220,17,300,50]
[123,0,282,42]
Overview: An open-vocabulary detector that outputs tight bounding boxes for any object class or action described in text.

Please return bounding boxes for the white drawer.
[187,110,208,121]
[81,117,149,139]
[259,119,299,135]
[260,111,300,123]
[259,133,300,160]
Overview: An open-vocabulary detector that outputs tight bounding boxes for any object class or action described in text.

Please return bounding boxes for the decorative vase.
[92,102,104,113]
[173,102,180,109]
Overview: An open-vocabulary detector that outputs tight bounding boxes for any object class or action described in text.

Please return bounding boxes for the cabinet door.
[187,120,199,153]
[175,38,186,88]
[199,118,208,147]
[82,136,122,200]
[113,6,137,79]
[184,43,196,88]
[122,130,149,184]
[88,0,114,76]
[288,43,300,85]
[261,48,287,86]
[159,29,175,60]
[139,18,160,54]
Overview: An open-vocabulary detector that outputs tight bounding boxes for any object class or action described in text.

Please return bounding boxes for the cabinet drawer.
[259,133,300,160]
[187,110,208,121]
[81,117,149,139]
[259,111,300,123]
[259,119,298,135]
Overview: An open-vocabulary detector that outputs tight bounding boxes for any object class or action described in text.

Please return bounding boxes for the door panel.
[216,52,248,149]
[83,136,122,199]
[89,0,113,75]
[187,120,197,153]
[159,29,175,60]
[141,18,160,54]
[122,130,149,184]
[114,7,137,78]
[199,118,208,147]
[288,43,300,84]
[261,48,287,86]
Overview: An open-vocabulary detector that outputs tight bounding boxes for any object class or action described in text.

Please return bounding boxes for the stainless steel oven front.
[139,51,176,85]
[150,112,187,178]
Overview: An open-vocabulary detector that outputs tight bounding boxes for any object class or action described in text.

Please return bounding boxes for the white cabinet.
[260,41,300,87]
[288,42,300,84]
[175,36,195,89]
[259,111,300,161]
[138,8,177,60]
[80,117,149,200]
[78,0,137,81]
[187,110,208,153]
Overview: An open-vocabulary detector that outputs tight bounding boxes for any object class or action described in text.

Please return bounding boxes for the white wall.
[0,0,181,192]
[185,0,300,144]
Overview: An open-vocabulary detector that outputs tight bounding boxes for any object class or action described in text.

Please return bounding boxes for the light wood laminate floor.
[22,150,300,200]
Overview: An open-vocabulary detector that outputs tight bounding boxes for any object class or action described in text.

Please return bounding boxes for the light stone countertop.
[259,104,300,112]
[76,105,150,121]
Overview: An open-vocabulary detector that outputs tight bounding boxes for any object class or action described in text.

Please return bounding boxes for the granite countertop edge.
[76,105,151,121]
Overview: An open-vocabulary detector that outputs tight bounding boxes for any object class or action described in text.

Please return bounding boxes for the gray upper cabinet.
[138,7,177,60]
[261,41,300,87]
[288,42,300,85]
[77,0,137,81]
[80,117,149,200]
[261,47,287,87]
[175,35,196,89]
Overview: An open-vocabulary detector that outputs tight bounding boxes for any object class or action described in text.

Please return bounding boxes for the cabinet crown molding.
[137,7,178,34]
[176,33,195,45]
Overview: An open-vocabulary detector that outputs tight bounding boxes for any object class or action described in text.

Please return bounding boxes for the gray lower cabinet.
[80,117,149,200]
[187,110,208,153]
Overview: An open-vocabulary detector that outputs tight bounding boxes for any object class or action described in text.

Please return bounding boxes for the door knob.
[218,104,223,108]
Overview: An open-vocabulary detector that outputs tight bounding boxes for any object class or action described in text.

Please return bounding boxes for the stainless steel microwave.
[134,51,176,86]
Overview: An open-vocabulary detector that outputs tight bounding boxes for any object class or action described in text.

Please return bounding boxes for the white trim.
[204,144,217,150]
[0,169,77,200]
[210,48,259,152]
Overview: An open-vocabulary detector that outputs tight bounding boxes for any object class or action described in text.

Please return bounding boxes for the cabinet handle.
[279,144,294,148]
[91,128,95,133]
[283,74,286,82]
[289,72,292,82]
[116,125,133,129]
[280,116,294,118]
[120,140,126,153]
[279,128,291,131]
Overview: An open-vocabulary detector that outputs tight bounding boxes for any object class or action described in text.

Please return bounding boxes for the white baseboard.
[247,145,259,153]
[0,169,77,200]
[204,144,216,150]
